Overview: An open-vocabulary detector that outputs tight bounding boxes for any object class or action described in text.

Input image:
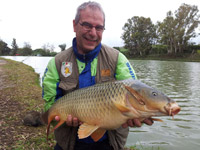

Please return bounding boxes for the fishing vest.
[55,44,119,94]
[54,45,129,150]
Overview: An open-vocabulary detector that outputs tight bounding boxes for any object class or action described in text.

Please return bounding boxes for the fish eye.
[152,92,158,96]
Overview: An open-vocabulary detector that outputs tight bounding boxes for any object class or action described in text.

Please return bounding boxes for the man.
[42,1,153,150]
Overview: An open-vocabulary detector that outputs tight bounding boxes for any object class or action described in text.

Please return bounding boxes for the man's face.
[73,7,104,54]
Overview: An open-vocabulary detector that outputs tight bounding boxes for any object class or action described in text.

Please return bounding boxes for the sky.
[0,0,200,52]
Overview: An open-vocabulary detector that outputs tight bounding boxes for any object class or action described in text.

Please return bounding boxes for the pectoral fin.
[125,86,146,105]
[112,100,131,113]
[151,118,163,122]
[91,128,106,142]
[78,123,99,139]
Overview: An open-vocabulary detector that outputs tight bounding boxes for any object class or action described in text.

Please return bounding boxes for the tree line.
[0,38,67,56]
[121,3,200,56]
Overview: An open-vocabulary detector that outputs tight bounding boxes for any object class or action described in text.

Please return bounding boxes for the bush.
[151,45,168,54]
[185,45,200,53]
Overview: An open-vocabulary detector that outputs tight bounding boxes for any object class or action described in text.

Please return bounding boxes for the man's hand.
[122,118,153,128]
[54,115,82,127]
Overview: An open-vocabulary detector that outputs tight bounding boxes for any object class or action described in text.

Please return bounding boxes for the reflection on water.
[1,57,200,150]
[128,60,200,150]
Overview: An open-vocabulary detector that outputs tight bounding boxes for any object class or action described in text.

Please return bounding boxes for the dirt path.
[0,59,8,90]
[0,59,20,148]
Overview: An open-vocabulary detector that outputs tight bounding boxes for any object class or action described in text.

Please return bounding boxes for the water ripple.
[129,60,200,150]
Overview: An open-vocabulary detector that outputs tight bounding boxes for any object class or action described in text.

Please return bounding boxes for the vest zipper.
[83,54,87,65]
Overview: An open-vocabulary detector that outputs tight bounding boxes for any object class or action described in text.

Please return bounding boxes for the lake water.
[2,56,200,150]
[127,60,200,150]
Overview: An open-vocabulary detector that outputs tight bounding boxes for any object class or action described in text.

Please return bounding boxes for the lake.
[2,56,200,150]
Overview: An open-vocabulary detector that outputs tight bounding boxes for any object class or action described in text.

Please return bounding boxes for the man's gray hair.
[74,1,105,26]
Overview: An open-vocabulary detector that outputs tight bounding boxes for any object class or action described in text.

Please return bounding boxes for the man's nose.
[89,27,97,36]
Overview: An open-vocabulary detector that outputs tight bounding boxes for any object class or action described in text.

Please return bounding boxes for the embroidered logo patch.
[61,62,72,77]
[101,69,111,77]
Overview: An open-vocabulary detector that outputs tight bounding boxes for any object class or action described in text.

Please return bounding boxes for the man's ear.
[73,20,76,32]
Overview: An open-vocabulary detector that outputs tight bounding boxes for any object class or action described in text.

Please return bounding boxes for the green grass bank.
[0,57,55,150]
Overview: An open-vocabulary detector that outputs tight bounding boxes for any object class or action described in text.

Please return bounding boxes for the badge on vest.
[101,69,111,77]
[61,62,72,77]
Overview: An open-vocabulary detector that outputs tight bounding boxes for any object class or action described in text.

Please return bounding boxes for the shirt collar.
[72,38,101,63]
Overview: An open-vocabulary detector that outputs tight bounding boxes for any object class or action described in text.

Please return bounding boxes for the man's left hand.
[122,118,153,128]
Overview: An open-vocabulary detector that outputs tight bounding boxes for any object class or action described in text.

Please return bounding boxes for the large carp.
[42,79,180,141]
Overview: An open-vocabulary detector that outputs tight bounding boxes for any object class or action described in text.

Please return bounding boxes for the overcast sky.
[0,0,200,52]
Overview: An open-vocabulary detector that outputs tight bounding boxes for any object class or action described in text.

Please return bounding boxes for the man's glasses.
[79,22,105,32]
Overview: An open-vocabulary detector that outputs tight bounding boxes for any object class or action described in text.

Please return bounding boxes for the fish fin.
[47,117,65,141]
[53,119,65,130]
[40,110,52,141]
[42,110,65,141]
[78,123,99,139]
[151,118,164,122]
[91,128,106,142]
[112,100,131,113]
[125,86,145,105]
[45,112,55,141]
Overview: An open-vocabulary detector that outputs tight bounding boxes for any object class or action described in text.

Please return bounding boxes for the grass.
[0,57,55,149]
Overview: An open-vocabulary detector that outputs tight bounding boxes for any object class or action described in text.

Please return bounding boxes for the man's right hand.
[55,115,81,127]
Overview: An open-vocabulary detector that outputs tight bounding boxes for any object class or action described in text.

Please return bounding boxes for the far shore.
[127,53,200,62]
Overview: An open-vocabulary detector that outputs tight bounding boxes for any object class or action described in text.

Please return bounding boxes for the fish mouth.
[164,102,181,118]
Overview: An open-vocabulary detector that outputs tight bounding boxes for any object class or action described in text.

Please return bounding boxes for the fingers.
[55,115,80,127]
[122,119,142,128]
[55,116,60,121]
[66,115,79,127]
[143,118,154,126]
[126,119,142,127]
[132,119,142,127]
[122,118,154,128]
[122,123,128,128]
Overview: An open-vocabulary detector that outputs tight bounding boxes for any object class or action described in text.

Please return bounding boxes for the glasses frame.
[79,21,105,32]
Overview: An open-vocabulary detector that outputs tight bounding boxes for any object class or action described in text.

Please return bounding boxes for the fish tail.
[46,113,57,141]
[41,110,56,141]
[46,121,51,141]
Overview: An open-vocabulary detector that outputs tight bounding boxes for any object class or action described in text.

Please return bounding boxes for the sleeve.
[108,127,129,150]
[42,57,62,111]
[115,52,137,80]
